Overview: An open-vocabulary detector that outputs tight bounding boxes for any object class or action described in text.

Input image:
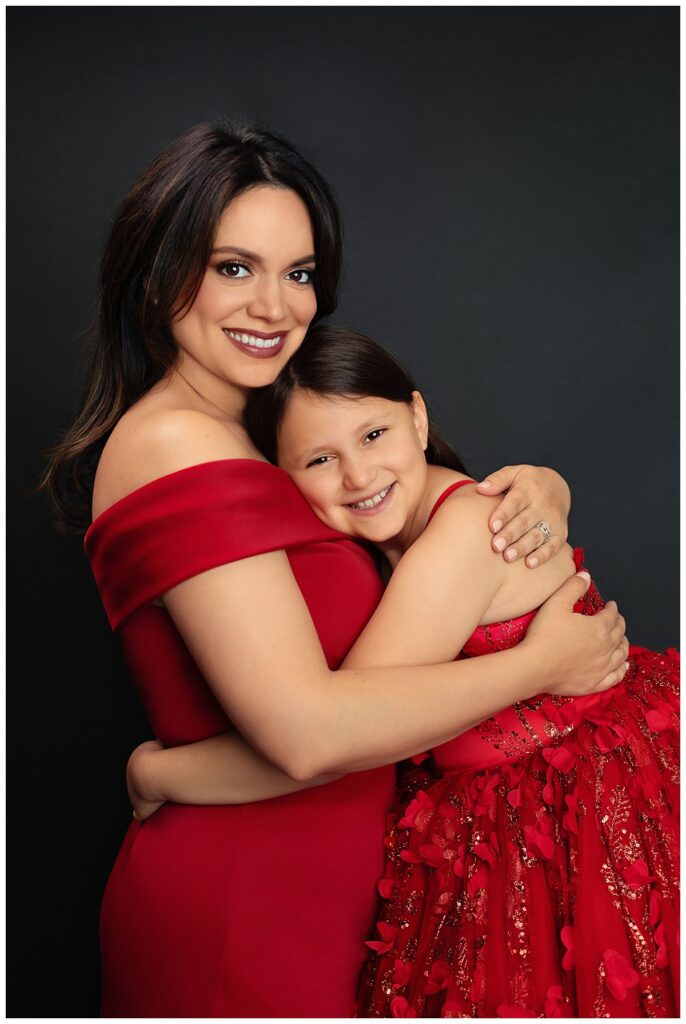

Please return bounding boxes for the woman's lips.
[223,328,288,359]
[345,482,396,515]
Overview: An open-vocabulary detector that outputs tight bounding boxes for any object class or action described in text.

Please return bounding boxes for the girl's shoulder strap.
[427,479,477,525]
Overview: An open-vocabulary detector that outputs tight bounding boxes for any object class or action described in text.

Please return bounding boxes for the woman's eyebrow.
[211,245,316,265]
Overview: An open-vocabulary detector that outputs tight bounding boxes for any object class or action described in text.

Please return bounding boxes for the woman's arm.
[121,415,626,787]
[128,462,579,813]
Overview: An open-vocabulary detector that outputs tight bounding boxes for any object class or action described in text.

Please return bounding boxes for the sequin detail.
[359,561,679,1018]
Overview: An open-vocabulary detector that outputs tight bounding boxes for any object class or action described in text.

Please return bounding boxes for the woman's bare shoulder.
[93,397,258,517]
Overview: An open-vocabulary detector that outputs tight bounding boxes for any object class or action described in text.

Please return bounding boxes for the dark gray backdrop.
[8,8,678,1017]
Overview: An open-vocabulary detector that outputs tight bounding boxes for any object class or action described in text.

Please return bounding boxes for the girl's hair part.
[245,324,468,473]
[42,120,342,533]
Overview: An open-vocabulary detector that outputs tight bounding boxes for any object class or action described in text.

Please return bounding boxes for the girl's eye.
[217,262,251,279]
[286,268,315,285]
[364,429,386,444]
[306,455,333,468]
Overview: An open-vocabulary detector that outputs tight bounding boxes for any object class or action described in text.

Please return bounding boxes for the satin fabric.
[86,460,396,1017]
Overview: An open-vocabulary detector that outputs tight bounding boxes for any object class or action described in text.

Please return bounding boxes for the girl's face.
[171,185,318,407]
[277,388,430,550]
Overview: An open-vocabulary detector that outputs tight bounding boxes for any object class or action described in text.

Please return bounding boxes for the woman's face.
[277,388,430,550]
[171,185,318,403]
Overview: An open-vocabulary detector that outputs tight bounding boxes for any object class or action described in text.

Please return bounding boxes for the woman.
[43,122,627,1017]
[130,326,678,1018]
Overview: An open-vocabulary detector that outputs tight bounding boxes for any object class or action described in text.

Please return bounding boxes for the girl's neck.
[377,465,472,569]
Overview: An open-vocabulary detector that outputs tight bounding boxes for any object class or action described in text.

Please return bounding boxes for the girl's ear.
[410,391,429,451]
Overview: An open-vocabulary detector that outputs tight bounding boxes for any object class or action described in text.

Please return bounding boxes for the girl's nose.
[342,456,376,493]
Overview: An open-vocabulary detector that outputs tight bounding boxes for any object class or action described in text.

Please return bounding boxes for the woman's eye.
[218,262,250,279]
[364,429,386,444]
[287,268,315,285]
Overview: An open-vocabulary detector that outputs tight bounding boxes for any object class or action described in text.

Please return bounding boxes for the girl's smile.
[277,389,434,561]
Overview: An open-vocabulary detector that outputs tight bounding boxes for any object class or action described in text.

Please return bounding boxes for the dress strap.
[427,479,477,524]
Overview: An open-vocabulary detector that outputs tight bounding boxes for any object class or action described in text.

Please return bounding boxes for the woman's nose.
[246,275,287,322]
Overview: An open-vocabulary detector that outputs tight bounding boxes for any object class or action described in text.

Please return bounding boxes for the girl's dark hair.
[42,120,342,532]
[245,325,468,473]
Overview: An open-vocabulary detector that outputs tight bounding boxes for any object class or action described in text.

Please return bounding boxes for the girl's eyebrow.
[296,419,380,465]
[211,245,317,266]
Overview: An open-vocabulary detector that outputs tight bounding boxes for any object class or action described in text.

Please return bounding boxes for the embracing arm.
[123,423,623,809]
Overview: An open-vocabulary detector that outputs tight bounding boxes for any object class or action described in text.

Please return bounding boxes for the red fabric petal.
[543,746,575,772]
[507,787,522,808]
[467,865,488,895]
[391,995,417,1017]
[622,859,656,890]
[524,823,555,861]
[424,960,453,995]
[398,789,435,829]
[655,923,669,968]
[646,709,671,732]
[603,948,640,1001]
[474,842,498,867]
[377,878,395,899]
[393,959,413,988]
[497,1005,535,1017]
[561,924,575,970]
[419,844,445,868]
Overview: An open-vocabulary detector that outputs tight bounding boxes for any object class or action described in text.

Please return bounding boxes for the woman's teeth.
[226,330,282,349]
[347,484,392,510]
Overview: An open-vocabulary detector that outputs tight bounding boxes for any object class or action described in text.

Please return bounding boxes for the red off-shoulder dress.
[85,459,395,1017]
[359,482,680,1018]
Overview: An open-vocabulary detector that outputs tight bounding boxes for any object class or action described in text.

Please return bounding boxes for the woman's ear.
[410,391,429,451]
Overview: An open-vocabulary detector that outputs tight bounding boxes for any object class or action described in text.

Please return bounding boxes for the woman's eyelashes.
[215,260,315,285]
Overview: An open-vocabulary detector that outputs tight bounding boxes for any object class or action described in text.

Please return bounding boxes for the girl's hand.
[525,572,629,696]
[127,739,166,822]
[475,465,571,568]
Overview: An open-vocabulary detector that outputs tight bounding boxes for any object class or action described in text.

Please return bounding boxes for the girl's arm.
[121,418,625,802]
[128,463,577,814]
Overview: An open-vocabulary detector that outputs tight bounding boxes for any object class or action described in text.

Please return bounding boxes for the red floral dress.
[359,495,679,1018]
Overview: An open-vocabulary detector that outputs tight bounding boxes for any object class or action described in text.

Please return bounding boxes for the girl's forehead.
[286,390,401,417]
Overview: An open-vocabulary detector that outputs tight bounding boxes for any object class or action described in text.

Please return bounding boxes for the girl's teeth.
[227,330,282,349]
[349,485,391,510]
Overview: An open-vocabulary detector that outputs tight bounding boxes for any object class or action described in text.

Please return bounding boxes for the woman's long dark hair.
[42,121,343,532]
[245,325,468,473]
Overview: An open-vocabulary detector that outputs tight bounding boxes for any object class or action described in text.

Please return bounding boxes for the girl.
[44,123,627,1016]
[130,326,678,1018]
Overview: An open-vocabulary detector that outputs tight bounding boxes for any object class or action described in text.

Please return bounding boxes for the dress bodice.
[85,459,387,745]
[432,545,607,773]
[423,481,608,774]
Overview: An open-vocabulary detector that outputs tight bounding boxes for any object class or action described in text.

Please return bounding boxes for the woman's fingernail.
[492,519,503,533]
[494,537,507,552]
[505,547,517,561]
[480,479,493,489]
[528,556,538,568]
[575,570,591,582]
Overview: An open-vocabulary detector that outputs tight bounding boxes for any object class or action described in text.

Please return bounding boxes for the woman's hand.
[127,739,166,822]
[475,465,571,568]
[525,572,629,696]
